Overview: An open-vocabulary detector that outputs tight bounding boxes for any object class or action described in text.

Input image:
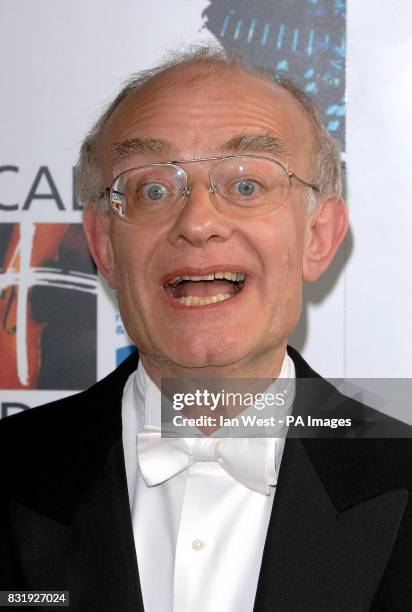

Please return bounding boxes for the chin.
[160,337,247,371]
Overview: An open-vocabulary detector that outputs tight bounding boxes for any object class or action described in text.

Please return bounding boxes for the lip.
[159,265,251,311]
[161,281,249,310]
[160,265,250,286]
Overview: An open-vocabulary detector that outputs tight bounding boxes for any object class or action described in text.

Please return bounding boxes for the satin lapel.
[253,438,408,611]
[253,348,409,611]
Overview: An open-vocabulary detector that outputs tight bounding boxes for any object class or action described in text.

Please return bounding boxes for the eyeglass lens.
[111,157,291,224]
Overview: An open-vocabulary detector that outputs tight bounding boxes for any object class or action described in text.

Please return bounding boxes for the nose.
[167,179,233,247]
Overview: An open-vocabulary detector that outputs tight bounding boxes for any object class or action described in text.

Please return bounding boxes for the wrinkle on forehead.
[102,64,314,174]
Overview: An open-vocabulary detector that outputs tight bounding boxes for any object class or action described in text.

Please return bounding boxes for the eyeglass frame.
[100,154,320,223]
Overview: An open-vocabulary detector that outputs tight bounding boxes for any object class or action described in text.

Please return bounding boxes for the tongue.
[176,280,237,298]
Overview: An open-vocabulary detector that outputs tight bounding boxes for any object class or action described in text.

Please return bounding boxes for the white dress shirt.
[122,355,295,612]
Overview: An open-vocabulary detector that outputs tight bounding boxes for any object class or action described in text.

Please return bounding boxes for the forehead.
[100,64,314,166]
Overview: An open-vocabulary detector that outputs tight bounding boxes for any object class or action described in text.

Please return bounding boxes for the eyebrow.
[219,133,291,157]
[112,137,172,162]
[111,132,291,164]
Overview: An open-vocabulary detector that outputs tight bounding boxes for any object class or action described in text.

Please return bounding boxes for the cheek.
[109,237,155,348]
[250,217,305,333]
[258,221,304,286]
[110,223,156,281]
[109,228,153,307]
[267,248,302,310]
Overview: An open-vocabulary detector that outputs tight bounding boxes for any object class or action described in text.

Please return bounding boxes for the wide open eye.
[117,166,181,209]
[235,179,257,197]
[225,177,265,205]
[212,157,290,212]
[111,164,186,224]
[142,183,167,201]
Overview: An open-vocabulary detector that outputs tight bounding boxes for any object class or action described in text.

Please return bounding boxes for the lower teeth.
[174,293,233,306]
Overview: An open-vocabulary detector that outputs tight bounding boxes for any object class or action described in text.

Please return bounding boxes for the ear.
[83,205,117,288]
[302,197,348,282]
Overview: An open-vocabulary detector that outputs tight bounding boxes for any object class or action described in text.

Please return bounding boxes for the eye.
[142,183,167,200]
[236,179,256,197]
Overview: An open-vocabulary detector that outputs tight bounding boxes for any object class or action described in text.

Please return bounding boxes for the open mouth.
[163,271,246,306]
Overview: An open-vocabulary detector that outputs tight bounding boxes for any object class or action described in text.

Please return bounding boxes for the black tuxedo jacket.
[0,347,411,611]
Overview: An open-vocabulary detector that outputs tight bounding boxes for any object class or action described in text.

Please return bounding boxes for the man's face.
[94,66,320,376]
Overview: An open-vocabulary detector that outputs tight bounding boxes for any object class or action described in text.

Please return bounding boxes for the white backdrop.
[0,0,411,419]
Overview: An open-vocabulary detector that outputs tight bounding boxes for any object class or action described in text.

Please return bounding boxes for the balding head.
[76,46,342,211]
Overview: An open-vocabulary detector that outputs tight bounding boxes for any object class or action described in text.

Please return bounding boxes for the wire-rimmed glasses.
[103,155,319,226]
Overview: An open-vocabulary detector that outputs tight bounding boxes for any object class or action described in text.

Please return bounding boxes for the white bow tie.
[136,426,277,495]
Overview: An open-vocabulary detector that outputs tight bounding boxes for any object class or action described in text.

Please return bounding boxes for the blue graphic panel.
[203,0,345,147]
[116,344,136,366]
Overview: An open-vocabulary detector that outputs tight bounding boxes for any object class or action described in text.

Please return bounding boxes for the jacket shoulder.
[0,350,138,429]
[0,351,138,489]
[287,346,412,493]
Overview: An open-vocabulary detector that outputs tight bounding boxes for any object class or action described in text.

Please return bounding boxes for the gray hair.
[75,45,342,212]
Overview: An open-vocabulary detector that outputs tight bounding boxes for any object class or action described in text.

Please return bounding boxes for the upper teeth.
[166,271,246,285]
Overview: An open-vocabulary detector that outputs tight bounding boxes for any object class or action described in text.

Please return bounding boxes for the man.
[0,47,411,611]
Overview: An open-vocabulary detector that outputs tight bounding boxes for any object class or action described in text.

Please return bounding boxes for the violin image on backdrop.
[0,222,98,391]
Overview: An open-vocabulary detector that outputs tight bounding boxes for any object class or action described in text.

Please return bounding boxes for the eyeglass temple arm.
[96,187,122,200]
[288,172,320,193]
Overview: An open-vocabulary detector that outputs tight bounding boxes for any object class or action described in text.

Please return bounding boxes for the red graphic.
[0,223,97,390]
